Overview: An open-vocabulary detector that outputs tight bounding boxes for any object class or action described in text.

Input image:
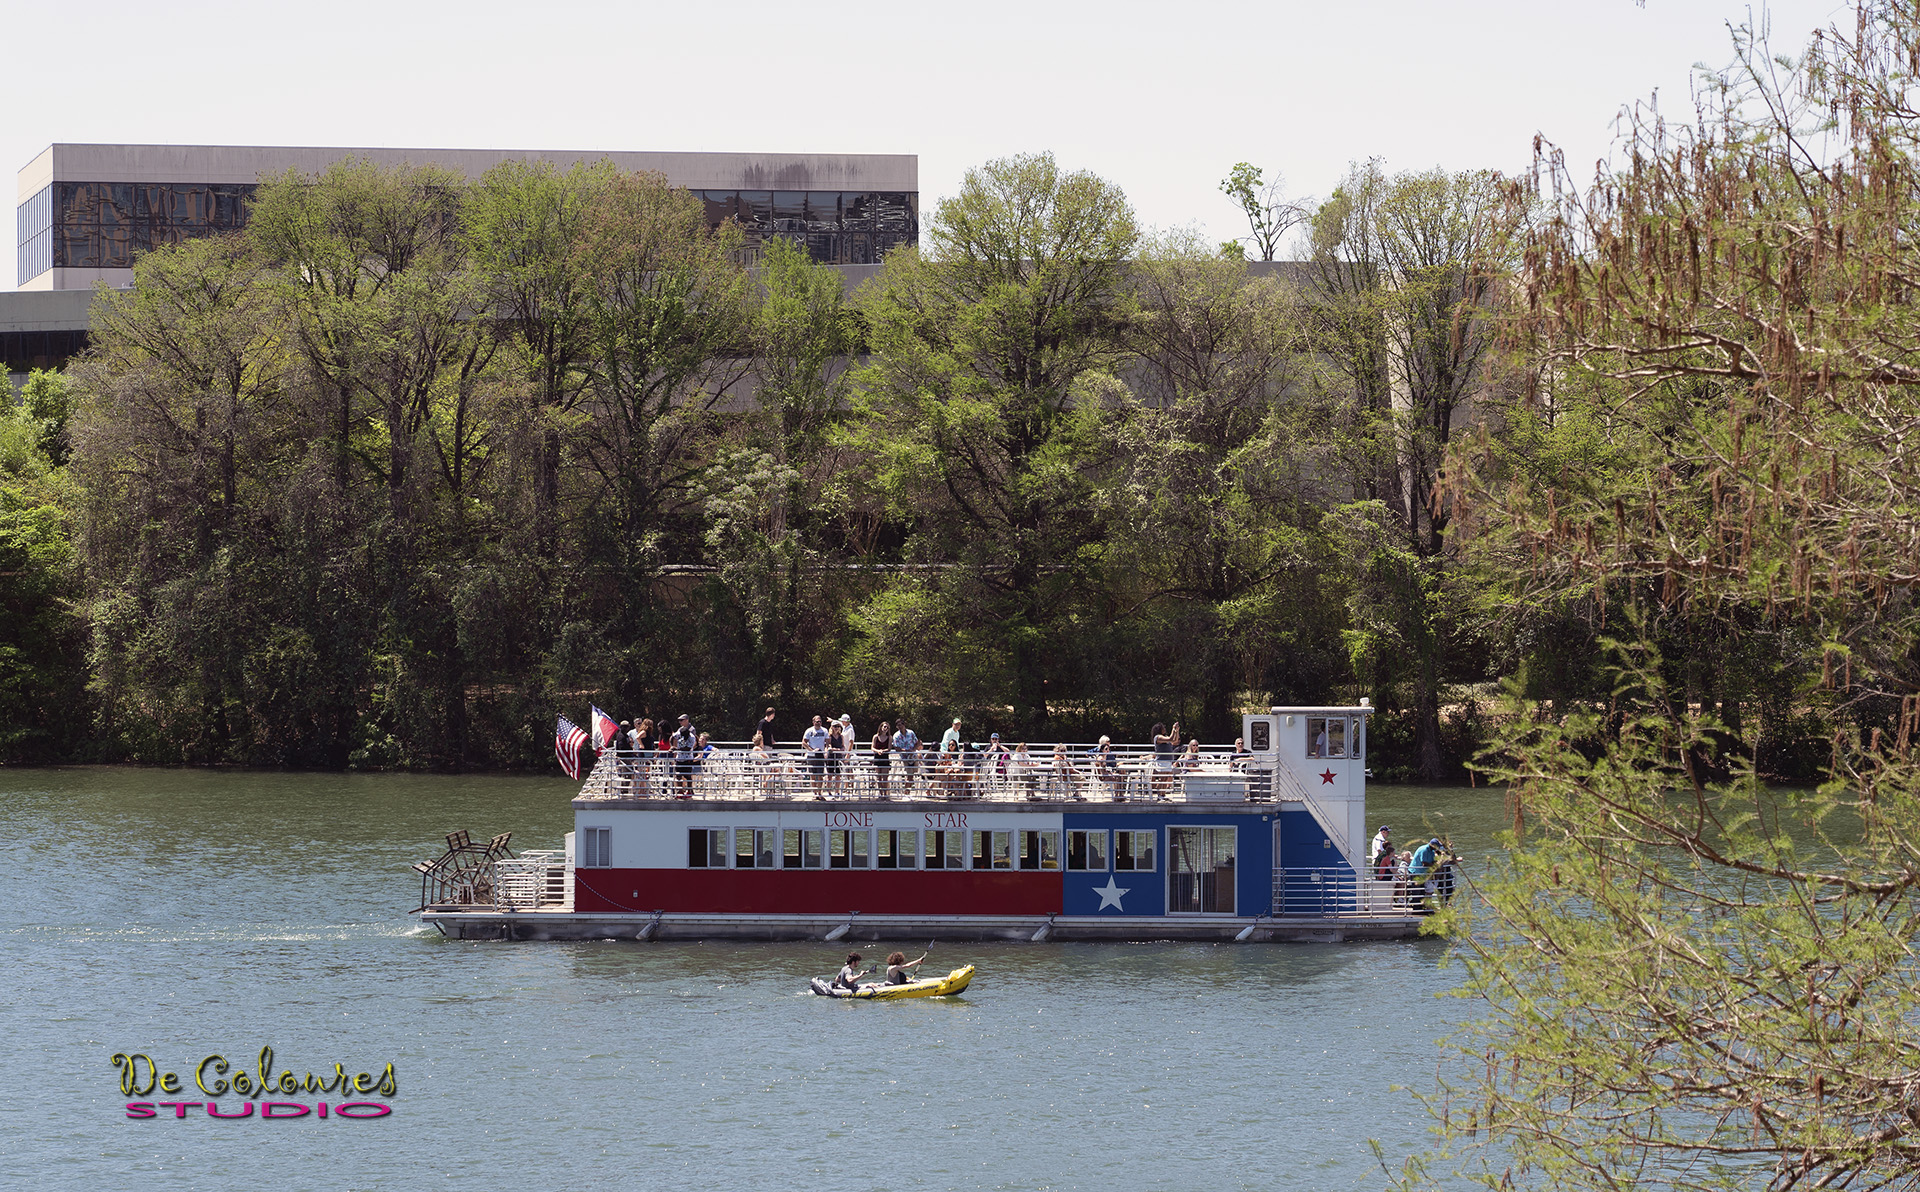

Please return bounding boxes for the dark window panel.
[839,192,873,231]
[0,328,91,373]
[806,232,841,263]
[875,232,913,260]
[55,225,100,268]
[844,232,873,265]
[696,189,740,230]
[97,224,134,268]
[736,191,772,232]
[213,185,253,227]
[771,191,806,233]
[874,192,916,235]
[102,184,137,226]
[805,192,841,232]
[56,183,98,224]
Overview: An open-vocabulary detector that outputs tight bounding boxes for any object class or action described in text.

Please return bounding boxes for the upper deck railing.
[574,744,1279,804]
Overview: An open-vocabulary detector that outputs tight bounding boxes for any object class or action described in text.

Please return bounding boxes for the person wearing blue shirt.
[1409,838,1442,911]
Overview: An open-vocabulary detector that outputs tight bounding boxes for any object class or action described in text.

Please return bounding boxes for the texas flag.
[591,706,620,753]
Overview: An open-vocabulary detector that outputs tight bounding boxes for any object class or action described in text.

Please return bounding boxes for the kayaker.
[883,950,928,985]
[832,952,872,991]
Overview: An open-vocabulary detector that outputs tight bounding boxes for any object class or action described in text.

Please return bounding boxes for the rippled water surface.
[0,769,1506,1190]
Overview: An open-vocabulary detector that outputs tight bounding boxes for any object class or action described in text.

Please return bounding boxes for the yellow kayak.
[811,964,974,1000]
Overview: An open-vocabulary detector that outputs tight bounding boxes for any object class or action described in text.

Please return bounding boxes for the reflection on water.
[0,771,1505,1189]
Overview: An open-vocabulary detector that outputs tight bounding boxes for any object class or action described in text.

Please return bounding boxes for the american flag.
[555,716,589,781]
[591,706,620,753]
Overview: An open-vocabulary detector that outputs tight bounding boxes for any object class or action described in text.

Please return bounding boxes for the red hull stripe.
[575,869,1062,916]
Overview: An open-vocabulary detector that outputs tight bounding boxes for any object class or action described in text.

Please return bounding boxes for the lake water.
[0,768,1508,1190]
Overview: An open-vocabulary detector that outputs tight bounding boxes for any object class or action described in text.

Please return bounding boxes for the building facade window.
[691,189,917,264]
[21,181,916,285]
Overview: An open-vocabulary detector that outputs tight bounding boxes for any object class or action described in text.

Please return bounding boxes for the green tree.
[848,151,1139,732]
[1307,160,1509,779]
[1220,162,1307,261]
[1407,4,1920,1187]
[1095,229,1342,740]
[0,392,85,761]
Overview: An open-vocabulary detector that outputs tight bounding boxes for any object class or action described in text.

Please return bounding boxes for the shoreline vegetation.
[0,143,1848,784]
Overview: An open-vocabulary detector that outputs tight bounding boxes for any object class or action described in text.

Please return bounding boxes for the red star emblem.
[1319,769,1337,784]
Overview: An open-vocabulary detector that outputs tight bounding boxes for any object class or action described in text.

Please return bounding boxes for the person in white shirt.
[941,718,962,753]
[1370,826,1394,887]
[892,723,919,794]
[803,715,830,799]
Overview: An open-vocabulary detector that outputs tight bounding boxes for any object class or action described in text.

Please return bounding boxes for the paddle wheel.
[412,829,514,910]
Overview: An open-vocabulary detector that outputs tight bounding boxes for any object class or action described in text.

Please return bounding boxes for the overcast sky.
[4,0,1846,288]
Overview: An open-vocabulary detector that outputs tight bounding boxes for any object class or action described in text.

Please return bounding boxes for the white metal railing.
[575,746,1274,803]
[1271,866,1460,918]
[491,850,569,909]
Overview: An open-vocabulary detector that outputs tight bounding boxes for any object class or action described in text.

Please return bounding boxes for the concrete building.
[17,143,919,291]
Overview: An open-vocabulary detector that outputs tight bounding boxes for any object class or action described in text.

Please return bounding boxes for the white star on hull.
[1092,876,1129,911]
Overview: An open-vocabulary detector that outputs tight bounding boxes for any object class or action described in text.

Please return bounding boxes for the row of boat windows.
[622,828,1161,872]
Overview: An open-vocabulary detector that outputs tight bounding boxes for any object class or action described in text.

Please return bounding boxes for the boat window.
[1114,830,1157,872]
[1019,830,1060,870]
[924,830,964,869]
[1066,829,1108,871]
[1168,826,1237,914]
[829,829,870,869]
[581,826,611,868]
[972,830,1013,869]
[1249,720,1271,751]
[1306,717,1347,758]
[783,828,823,869]
[876,829,918,869]
[688,828,727,868]
[734,828,776,869]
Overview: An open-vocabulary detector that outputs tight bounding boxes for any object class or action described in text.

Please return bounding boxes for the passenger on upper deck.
[1091,736,1126,800]
[892,722,919,795]
[1151,722,1181,797]
[942,718,963,754]
[825,718,846,797]
[671,714,698,798]
[872,721,893,799]
[1011,742,1036,798]
[804,715,830,799]
[1051,744,1081,799]
[756,707,778,750]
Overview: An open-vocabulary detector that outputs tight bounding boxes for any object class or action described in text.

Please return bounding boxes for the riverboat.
[415,704,1430,942]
